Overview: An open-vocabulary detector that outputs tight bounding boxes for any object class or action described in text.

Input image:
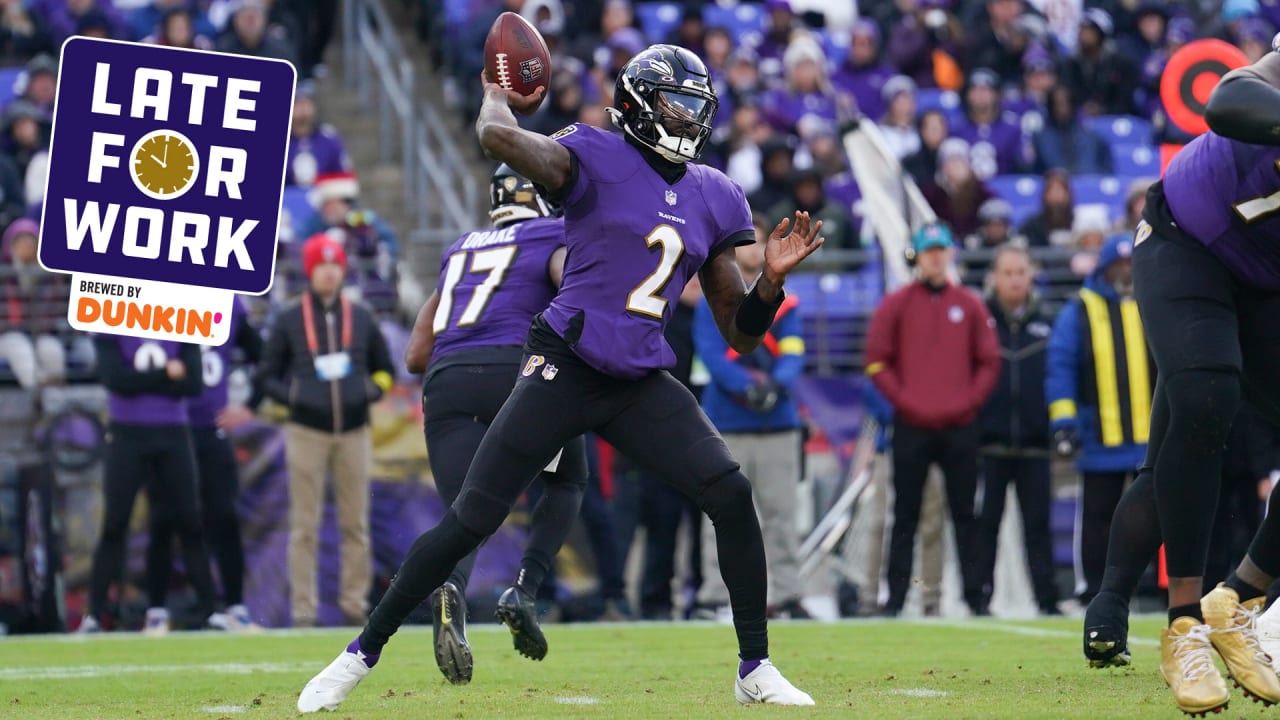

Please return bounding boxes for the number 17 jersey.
[543,123,755,380]
[1162,132,1280,290]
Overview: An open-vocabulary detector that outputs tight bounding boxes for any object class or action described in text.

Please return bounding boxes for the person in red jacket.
[864,222,1001,617]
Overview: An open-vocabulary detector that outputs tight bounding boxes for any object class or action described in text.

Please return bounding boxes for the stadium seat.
[914,88,963,124]
[282,186,316,232]
[703,3,765,38]
[0,67,24,111]
[1110,143,1160,178]
[635,2,682,43]
[818,28,850,64]
[988,174,1042,204]
[1070,174,1126,217]
[1083,115,1154,147]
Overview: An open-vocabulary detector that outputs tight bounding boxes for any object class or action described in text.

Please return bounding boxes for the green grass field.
[0,616,1262,719]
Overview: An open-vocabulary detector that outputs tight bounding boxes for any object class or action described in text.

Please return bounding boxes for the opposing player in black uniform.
[401,164,587,685]
[298,44,822,711]
[1080,40,1280,715]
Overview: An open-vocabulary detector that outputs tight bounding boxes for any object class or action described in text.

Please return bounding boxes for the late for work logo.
[37,37,295,345]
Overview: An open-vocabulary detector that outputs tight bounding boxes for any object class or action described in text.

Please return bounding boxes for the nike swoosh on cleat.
[741,683,762,700]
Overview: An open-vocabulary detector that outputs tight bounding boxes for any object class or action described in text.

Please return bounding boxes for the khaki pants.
[698,430,803,607]
[285,422,372,625]
[841,456,946,613]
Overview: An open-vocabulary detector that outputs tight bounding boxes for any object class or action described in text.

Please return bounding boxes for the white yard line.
[0,661,313,680]
[887,688,950,697]
[554,696,601,705]
[201,705,246,714]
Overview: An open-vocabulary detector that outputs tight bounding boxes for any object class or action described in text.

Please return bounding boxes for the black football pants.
[975,454,1059,609]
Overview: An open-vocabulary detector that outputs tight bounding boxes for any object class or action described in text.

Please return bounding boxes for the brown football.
[484,12,552,109]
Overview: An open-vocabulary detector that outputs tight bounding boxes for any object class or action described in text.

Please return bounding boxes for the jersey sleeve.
[545,123,601,207]
[709,171,756,259]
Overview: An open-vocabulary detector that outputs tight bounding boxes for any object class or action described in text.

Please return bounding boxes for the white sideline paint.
[554,696,601,705]
[931,620,1160,648]
[888,688,949,698]
[202,705,246,714]
[0,661,311,680]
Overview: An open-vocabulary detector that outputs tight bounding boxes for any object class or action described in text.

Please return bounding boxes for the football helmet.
[610,44,719,164]
[489,163,557,226]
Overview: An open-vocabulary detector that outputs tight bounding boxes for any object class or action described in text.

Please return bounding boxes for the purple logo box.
[39,37,296,295]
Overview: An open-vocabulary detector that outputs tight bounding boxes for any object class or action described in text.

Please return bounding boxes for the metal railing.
[341,0,479,243]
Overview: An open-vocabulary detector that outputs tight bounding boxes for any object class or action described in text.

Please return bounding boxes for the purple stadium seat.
[818,28,850,64]
[703,3,765,37]
[1070,174,1126,218]
[636,2,682,43]
[1052,498,1076,567]
[282,186,316,232]
[914,88,963,125]
[1083,115,1155,147]
[1110,143,1160,178]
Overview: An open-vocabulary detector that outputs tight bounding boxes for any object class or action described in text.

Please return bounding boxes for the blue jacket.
[1045,234,1152,473]
[862,379,894,454]
[694,294,804,433]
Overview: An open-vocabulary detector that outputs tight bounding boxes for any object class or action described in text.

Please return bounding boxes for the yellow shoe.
[1161,617,1230,717]
[1202,583,1280,706]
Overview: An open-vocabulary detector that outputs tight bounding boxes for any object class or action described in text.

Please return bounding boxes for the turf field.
[0,616,1245,719]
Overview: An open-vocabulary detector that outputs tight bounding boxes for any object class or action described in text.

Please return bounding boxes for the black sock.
[702,472,768,662]
[1169,603,1204,625]
[359,511,484,655]
[1225,573,1267,602]
[516,478,584,597]
[1098,470,1162,600]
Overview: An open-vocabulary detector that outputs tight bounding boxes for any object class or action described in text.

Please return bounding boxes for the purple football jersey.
[951,115,1029,180]
[544,123,754,379]
[1163,133,1280,291]
[108,336,190,425]
[286,125,351,187]
[430,217,565,363]
[187,297,248,427]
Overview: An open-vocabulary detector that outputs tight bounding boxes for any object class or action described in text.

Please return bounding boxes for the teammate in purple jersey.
[146,297,265,633]
[78,335,222,635]
[298,44,824,711]
[1078,39,1280,715]
[397,164,588,685]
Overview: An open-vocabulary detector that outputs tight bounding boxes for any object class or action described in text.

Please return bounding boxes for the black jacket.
[979,294,1054,455]
[259,290,395,433]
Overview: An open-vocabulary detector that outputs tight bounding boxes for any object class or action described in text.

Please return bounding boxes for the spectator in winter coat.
[922,137,997,238]
[1059,8,1136,116]
[286,84,352,188]
[1045,233,1152,603]
[832,19,898,121]
[258,234,395,626]
[904,108,950,188]
[865,223,1002,616]
[1032,85,1113,175]
[951,68,1032,180]
[974,245,1061,616]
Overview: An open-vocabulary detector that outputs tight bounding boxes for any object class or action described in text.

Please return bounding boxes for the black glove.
[1053,427,1080,458]
[744,379,781,414]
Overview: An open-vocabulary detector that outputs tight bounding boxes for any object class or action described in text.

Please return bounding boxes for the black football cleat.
[495,586,548,661]
[1084,591,1132,668]
[430,582,473,685]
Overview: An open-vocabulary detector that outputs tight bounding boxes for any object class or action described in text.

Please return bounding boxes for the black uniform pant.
[1126,183,1280,581]
[90,423,216,622]
[362,316,769,661]
[149,426,246,608]
[423,361,588,598]
[975,454,1059,609]
[886,420,982,612]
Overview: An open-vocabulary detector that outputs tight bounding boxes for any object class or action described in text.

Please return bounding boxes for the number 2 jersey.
[1162,132,1280,290]
[543,123,755,380]
[428,216,565,371]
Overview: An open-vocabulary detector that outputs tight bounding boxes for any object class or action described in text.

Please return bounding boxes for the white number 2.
[626,224,685,319]
[433,246,519,333]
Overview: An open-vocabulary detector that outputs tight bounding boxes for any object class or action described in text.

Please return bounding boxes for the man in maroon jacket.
[865,223,1001,617]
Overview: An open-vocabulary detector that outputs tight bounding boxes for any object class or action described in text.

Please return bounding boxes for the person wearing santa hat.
[257,233,396,627]
[302,171,399,270]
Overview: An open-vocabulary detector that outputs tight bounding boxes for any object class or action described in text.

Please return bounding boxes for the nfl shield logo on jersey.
[665,190,677,206]
[542,363,559,381]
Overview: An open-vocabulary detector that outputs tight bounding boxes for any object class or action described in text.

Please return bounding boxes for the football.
[484,11,552,110]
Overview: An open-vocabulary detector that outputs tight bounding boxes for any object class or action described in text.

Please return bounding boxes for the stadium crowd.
[2,0,1280,631]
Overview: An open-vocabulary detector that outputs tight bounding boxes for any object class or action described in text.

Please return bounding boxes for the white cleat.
[734,659,816,706]
[297,645,374,713]
[208,604,263,633]
[1256,599,1280,674]
[141,608,170,637]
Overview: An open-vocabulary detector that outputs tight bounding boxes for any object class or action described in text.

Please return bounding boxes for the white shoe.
[1256,598,1280,674]
[76,615,101,634]
[142,608,170,637]
[208,605,263,633]
[734,658,815,706]
[297,643,375,713]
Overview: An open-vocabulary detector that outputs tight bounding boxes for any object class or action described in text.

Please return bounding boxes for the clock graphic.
[130,129,200,200]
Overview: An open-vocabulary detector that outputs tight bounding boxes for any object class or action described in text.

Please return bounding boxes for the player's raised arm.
[700,211,824,354]
[475,78,572,198]
[1205,50,1280,145]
